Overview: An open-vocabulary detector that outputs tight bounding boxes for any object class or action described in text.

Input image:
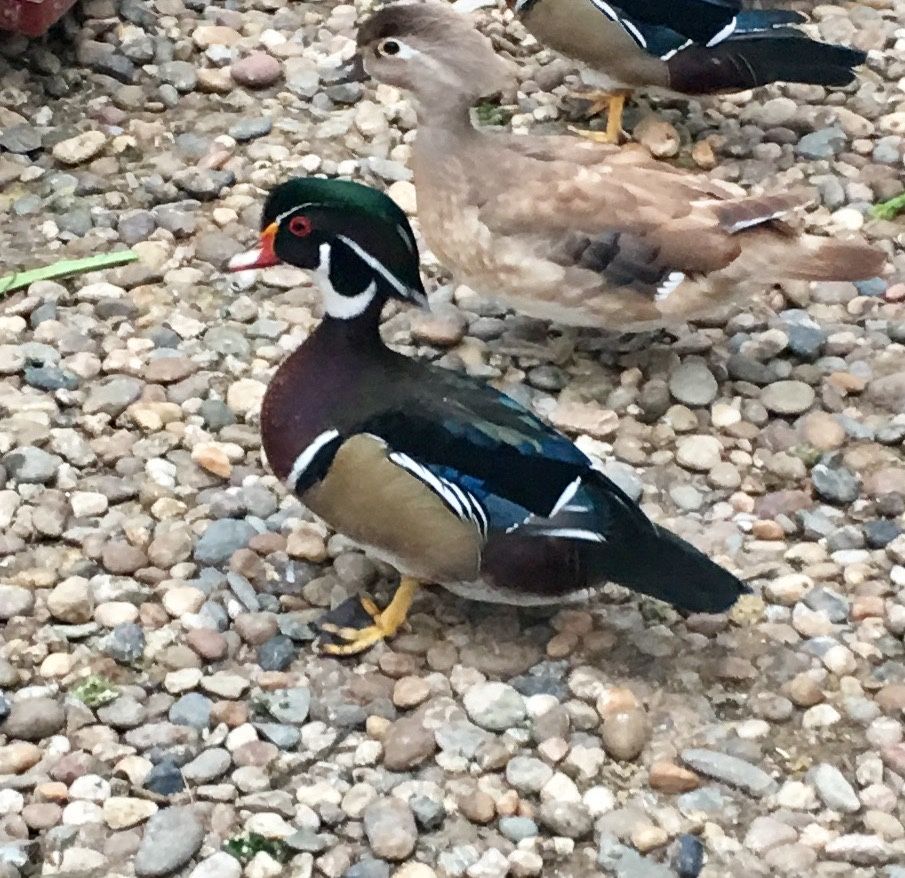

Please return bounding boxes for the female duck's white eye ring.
[375,38,417,59]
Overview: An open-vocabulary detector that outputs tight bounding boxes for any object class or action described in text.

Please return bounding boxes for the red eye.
[288,216,312,237]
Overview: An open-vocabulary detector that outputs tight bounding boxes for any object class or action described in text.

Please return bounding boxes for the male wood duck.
[355,3,884,331]
[506,0,866,143]
[228,177,749,655]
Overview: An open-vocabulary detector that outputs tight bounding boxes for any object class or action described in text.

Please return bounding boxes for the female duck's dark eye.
[288,216,312,237]
[379,39,400,56]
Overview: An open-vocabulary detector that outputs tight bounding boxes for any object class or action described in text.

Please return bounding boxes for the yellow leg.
[318,577,419,656]
[568,91,628,145]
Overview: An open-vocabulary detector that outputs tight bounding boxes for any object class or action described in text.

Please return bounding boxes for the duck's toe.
[317,621,393,656]
[315,578,421,657]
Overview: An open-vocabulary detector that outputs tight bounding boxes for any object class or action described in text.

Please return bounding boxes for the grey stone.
[810,763,860,813]
[3,446,60,483]
[169,693,213,729]
[182,748,231,783]
[669,359,718,407]
[0,585,35,620]
[796,127,846,160]
[134,807,203,875]
[105,623,146,663]
[194,519,256,565]
[144,760,185,797]
[362,798,417,861]
[538,801,592,839]
[680,749,777,798]
[811,464,860,504]
[1,697,65,741]
[463,682,526,731]
[265,687,311,724]
[598,835,674,878]
[84,376,143,416]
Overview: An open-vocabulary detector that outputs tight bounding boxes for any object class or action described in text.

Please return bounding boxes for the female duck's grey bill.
[334,53,368,84]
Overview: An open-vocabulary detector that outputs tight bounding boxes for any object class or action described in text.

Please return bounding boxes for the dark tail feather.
[668,34,866,93]
[735,9,806,33]
[589,519,750,614]
[608,0,740,45]
[580,472,750,614]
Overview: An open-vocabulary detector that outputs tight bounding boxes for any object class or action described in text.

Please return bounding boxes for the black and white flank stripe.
[389,452,489,538]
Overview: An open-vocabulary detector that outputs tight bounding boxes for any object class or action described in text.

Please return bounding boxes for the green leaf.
[223,833,291,865]
[0,250,138,299]
[71,675,119,708]
[871,192,905,221]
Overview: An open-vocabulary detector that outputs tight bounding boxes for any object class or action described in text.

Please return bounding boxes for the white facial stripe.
[287,429,340,490]
[336,234,410,298]
[274,202,323,226]
[381,38,420,60]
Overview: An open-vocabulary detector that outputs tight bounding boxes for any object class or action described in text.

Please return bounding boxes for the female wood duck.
[229,177,749,655]
[355,3,884,331]
[506,0,866,143]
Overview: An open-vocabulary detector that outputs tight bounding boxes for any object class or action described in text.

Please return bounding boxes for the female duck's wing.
[480,153,811,299]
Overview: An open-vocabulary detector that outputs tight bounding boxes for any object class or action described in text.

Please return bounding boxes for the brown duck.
[356,2,885,331]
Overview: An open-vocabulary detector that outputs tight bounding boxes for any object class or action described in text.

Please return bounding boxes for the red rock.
[230,52,282,88]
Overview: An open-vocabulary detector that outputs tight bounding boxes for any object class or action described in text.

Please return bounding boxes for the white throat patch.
[313,242,378,320]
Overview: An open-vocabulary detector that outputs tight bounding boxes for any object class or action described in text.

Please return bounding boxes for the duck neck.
[415,93,478,137]
[309,293,387,351]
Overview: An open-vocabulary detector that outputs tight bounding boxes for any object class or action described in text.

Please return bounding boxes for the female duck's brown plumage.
[356,2,885,331]
[229,178,748,655]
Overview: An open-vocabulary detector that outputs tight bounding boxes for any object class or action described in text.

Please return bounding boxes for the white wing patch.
[529,527,606,544]
[389,452,489,538]
[656,271,686,302]
[706,15,738,47]
[589,0,648,49]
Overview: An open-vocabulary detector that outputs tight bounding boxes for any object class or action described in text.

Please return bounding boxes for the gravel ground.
[1,1,905,877]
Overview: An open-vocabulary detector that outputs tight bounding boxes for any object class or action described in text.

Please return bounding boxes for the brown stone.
[851,596,885,621]
[0,742,42,774]
[102,541,148,575]
[649,761,701,794]
[234,612,279,645]
[233,741,278,767]
[459,789,495,825]
[876,684,905,714]
[22,802,62,830]
[211,700,248,727]
[601,708,649,761]
[186,629,228,661]
[248,532,286,554]
[784,673,824,707]
[144,357,197,384]
[382,715,436,771]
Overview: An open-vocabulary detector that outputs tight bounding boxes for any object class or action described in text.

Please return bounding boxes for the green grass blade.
[871,192,905,221]
[0,250,138,299]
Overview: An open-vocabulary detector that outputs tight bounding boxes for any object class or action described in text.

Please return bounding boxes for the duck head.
[229,178,428,320]
[356,2,515,105]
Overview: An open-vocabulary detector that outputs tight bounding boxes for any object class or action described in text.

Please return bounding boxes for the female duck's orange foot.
[567,91,628,145]
[316,577,419,657]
